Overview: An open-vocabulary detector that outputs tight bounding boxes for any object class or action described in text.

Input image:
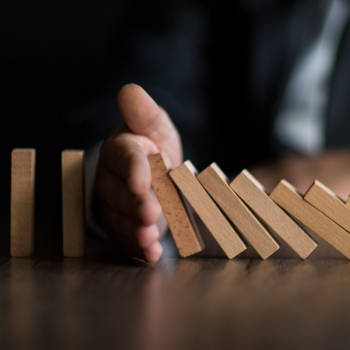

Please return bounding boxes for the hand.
[94,84,182,263]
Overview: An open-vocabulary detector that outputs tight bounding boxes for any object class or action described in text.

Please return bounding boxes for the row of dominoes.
[11,149,85,257]
[148,152,350,259]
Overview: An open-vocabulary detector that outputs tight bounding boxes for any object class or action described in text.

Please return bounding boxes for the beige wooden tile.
[270,180,350,259]
[62,150,85,257]
[148,153,203,257]
[197,163,279,259]
[230,170,317,259]
[304,180,350,233]
[170,161,246,259]
[11,149,35,256]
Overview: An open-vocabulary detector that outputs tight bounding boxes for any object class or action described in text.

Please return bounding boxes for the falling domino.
[170,161,247,259]
[230,170,317,259]
[148,153,204,257]
[62,150,85,257]
[10,146,350,260]
[304,180,350,233]
[11,149,36,257]
[270,180,350,259]
[197,163,280,259]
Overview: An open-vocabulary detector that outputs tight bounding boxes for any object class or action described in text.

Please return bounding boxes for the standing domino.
[11,149,36,256]
[62,150,85,257]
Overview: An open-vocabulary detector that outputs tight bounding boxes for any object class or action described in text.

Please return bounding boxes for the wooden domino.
[304,180,350,233]
[270,180,350,259]
[9,146,350,261]
[170,161,247,259]
[148,152,203,257]
[197,163,279,259]
[230,170,317,259]
[62,150,85,257]
[11,149,36,257]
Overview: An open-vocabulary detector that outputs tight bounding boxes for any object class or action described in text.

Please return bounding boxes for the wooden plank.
[270,180,350,259]
[148,152,203,257]
[62,150,85,257]
[230,170,317,259]
[11,149,36,256]
[304,180,350,233]
[197,163,279,259]
[170,161,246,259]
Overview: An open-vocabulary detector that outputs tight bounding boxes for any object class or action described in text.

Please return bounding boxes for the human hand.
[94,84,182,263]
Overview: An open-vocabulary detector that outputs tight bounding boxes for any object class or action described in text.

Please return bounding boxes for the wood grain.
[230,170,317,259]
[170,161,246,259]
[148,152,203,257]
[270,180,350,259]
[304,180,350,233]
[11,149,36,256]
[197,163,279,259]
[4,253,350,350]
[62,150,85,257]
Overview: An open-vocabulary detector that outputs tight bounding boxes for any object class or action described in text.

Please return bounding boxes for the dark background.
[0,0,342,254]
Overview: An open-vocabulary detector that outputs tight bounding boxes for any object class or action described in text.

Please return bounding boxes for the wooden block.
[170,161,246,259]
[197,163,279,259]
[148,153,203,257]
[62,150,85,257]
[11,149,35,257]
[304,180,350,233]
[230,170,317,259]
[270,180,350,259]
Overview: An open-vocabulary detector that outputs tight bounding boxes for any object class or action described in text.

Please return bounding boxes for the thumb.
[117,84,182,168]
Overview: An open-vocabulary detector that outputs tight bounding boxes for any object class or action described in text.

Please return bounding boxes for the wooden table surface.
[2,239,350,350]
